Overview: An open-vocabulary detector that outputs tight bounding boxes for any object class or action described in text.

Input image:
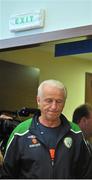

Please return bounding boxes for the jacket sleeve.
[1,134,21,178]
[1,118,32,178]
[76,137,92,179]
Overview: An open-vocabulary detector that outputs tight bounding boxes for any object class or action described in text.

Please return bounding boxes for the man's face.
[37,85,66,121]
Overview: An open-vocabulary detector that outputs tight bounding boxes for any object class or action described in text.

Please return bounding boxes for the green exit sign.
[15,16,34,25]
[9,10,45,32]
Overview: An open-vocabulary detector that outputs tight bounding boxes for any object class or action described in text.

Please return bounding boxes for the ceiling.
[0,33,92,62]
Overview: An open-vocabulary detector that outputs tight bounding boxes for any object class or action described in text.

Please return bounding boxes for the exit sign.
[9,10,45,32]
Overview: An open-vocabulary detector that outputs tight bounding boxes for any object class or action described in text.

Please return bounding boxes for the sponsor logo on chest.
[27,135,41,148]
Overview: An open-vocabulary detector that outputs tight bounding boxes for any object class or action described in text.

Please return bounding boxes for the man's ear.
[37,96,40,105]
[79,117,87,129]
[82,117,87,123]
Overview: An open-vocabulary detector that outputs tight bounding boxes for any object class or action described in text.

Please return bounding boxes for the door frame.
[0,24,92,51]
[85,72,92,105]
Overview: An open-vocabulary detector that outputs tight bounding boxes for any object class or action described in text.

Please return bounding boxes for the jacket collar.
[29,111,71,141]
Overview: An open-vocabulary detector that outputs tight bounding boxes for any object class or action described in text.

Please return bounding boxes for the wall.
[0,0,92,39]
[0,48,92,120]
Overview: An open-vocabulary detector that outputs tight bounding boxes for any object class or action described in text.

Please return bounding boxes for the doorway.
[0,60,40,111]
[85,72,92,105]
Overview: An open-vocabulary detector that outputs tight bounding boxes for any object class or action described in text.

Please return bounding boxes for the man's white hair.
[37,79,67,99]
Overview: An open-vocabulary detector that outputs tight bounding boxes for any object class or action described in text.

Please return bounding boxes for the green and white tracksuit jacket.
[1,113,92,179]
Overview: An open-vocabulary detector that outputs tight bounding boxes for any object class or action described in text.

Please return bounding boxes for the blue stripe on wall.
[55,39,92,57]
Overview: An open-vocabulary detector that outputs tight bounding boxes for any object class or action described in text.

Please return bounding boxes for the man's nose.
[51,100,57,108]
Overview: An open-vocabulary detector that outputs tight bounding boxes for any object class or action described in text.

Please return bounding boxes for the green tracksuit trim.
[5,118,33,155]
[69,121,82,133]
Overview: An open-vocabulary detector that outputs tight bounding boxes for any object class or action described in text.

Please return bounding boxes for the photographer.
[0,112,20,157]
[0,108,38,157]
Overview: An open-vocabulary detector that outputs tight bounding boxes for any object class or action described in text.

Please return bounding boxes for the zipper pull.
[49,148,55,166]
[51,159,54,166]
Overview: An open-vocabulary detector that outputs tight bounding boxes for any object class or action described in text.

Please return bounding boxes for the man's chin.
[47,113,59,119]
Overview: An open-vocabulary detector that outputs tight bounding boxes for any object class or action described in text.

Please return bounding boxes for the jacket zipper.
[49,148,55,178]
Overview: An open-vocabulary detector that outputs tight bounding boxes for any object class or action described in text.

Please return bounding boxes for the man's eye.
[56,100,63,104]
[45,99,52,103]
[44,99,63,104]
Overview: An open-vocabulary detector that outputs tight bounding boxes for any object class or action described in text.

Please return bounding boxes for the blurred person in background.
[72,103,92,152]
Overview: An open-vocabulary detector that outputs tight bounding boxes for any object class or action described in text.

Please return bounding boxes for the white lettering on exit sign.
[9,10,45,32]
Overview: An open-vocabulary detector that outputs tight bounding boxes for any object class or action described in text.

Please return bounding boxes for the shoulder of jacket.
[6,118,33,150]
[69,121,82,134]
[13,118,33,134]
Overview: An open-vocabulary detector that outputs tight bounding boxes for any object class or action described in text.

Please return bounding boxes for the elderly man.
[1,80,92,178]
